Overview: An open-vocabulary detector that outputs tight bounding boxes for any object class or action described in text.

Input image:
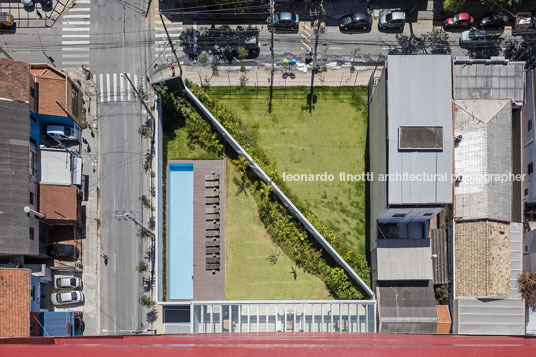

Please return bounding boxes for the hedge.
[155,82,371,299]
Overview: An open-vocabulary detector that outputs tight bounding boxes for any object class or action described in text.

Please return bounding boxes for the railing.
[181,82,375,299]
[191,300,377,333]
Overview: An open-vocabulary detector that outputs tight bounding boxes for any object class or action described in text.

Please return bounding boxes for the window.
[399,126,443,150]
[31,286,36,300]
[423,212,434,216]
[529,162,534,175]
[525,188,529,196]
[392,213,407,218]
[529,119,533,132]
[29,227,34,241]
[30,151,37,177]
[30,192,34,205]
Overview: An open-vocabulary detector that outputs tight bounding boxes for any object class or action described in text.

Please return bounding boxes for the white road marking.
[63,21,91,25]
[120,74,125,102]
[113,73,117,102]
[62,47,90,51]
[106,73,111,102]
[62,40,91,45]
[134,74,138,98]
[63,14,91,18]
[62,53,90,58]
[62,61,88,65]
[126,73,131,101]
[99,74,103,103]
[69,7,91,11]
[76,0,91,3]
[62,27,90,31]
[62,34,90,38]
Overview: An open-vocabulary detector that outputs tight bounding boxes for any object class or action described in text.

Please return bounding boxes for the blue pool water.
[168,163,194,300]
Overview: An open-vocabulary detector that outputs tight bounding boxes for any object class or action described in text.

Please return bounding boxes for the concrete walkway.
[153,65,377,87]
[66,67,100,336]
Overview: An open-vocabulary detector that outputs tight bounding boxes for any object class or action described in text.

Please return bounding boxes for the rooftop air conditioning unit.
[73,156,82,185]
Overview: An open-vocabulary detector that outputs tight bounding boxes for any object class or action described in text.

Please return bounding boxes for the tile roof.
[455,220,510,297]
[0,58,30,103]
[38,184,79,222]
[0,268,30,338]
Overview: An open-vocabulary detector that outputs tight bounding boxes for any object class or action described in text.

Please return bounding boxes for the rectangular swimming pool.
[168,163,194,300]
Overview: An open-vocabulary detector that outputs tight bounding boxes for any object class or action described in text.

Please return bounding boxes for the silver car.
[51,291,84,306]
[379,11,406,30]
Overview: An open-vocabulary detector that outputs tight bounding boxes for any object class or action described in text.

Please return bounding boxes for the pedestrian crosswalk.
[299,22,313,52]
[61,0,91,67]
[97,73,145,103]
[154,12,183,63]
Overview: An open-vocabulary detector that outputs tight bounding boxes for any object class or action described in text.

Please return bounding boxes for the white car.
[21,0,34,7]
[47,125,80,141]
[54,276,81,289]
[51,291,84,306]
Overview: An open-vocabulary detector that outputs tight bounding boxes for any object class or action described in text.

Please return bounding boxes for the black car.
[339,12,373,32]
[49,244,79,260]
[479,14,508,30]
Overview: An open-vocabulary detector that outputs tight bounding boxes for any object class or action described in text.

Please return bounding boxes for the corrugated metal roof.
[0,100,30,254]
[378,280,437,334]
[510,223,522,298]
[387,55,453,205]
[455,297,525,335]
[453,58,525,103]
[431,228,448,284]
[454,99,512,221]
[376,239,433,280]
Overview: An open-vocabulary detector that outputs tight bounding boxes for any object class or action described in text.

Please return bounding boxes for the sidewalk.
[154,65,376,87]
[66,67,100,336]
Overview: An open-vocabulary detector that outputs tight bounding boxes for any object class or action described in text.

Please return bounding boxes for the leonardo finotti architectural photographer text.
[282,172,526,183]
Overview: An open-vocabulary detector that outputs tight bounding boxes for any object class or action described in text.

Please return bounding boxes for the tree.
[198,52,208,64]
[232,155,249,178]
[517,271,536,306]
[136,261,148,273]
[139,295,155,308]
[236,46,248,60]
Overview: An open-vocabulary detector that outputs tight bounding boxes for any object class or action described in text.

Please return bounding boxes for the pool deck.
[167,160,225,301]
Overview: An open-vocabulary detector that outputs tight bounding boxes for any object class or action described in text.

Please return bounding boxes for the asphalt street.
[92,0,152,335]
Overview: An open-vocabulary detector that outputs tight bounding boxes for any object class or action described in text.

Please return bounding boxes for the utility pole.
[159,13,183,76]
[269,0,275,113]
[308,11,325,113]
[115,211,152,233]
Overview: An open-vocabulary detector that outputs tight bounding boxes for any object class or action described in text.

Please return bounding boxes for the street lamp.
[24,206,45,219]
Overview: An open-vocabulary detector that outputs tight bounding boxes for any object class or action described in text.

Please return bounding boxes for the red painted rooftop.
[1,333,536,356]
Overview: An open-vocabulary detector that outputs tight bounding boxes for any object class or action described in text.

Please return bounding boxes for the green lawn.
[211,86,368,254]
[225,159,332,300]
[166,128,220,160]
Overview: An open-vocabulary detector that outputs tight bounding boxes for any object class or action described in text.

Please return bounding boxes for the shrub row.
[155,82,370,298]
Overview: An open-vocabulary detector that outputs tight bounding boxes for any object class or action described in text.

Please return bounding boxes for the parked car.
[47,125,80,141]
[479,14,508,30]
[339,12,373,32]
[49,244,80,260]
[268,12,299,32]
[379,11,406,30]
[54,276,81,289]
[459,29,498,47]
[0,12,14,29]
[444,13,474,29]
[51,291,84,306]
[20,0,34,7]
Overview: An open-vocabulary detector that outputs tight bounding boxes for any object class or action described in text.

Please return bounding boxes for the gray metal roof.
[376,238,433,280]
[387,55,453,205]
[378,280,437,334]
[453,58,525,103]
[454,99,512,221]
[0,100,30,254]
[455,297,525,335]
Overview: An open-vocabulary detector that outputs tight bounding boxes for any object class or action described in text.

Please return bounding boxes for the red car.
[444,13,474,28]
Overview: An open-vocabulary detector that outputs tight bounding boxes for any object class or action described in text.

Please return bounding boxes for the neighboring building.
[0,58,83,259]
[368,55,454,333]
[0,268,31,338]
[452,57,525,335]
